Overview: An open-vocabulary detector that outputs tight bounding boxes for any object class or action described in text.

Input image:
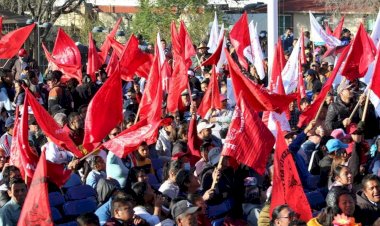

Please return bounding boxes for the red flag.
[109,38,124,57]
[187,117,202,158]
[270,124,312,222]
[106,51,118,76]
[9,108,23,177]
[0,17,3,37]
[18,151,53,226]
[25,89,83,158]
[102,119,161,158]
[269,39,286,92]
[42,28,82,83]
[298,45,350,127]
[100,18,122,63]
[139,45,163,122]
[119,35,152,80]
[87,32,102,82]
[229,12,250,69]
[82,69,123,152]
[166,56,187,113]
[300,30,307,65]
[179,21,196,68]
[0,24,35,59]
[226,48,296,113]
[45,158,71,188]
[17,97,39,180]
[297,61,306,110]
[333,16,345,39]
[197,66,221,117]
[341,23,376,81]
[202,31,225,67]
[222,94,275,175]
[325,21,333,36]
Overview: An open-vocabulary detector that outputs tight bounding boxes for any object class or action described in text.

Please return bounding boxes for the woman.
[308,189,361,226]
[158,160,181,200]
[270,205,298,226]
[13,79,27,108]
[326,165,353,211]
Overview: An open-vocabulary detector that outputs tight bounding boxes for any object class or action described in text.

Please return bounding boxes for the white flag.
[246,21,266,80]
[309,12,342,47]
[207,12,219,53]
[282,39,300,94]
[216,24,227,71]
[371,10,380,46]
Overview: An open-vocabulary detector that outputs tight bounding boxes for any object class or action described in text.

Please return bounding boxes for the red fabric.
[45,157,71,188]
[102,119,161,158]
[341,23,376,81]
[187,117,202,158]
[25,89,83,158]
[229,12,250,69]
[269,39,286,92]
[333,16,345,39]
[226,48,296,113]
[298,45,350,127]
[119,35,152,81]
[202,31,225,67]
[0,17,3,37]
[83,69,123,152]
[139,45,163,122]
[106,51,118,77]
[87,32,102,82]
[109,38,124,58]
[17,98,39,181]
[371,43,380,98]
[135,54,154,79]
[297,61,306,110]
[300,31,307,65]
[100,18,122,63]
[179,21,196,68]
[18,151,53,226]
[197,66,221,117]
[222,94,275,175]
[0,24,35,59]
[42,28,82,83]
[325,22,333,36]
[270,124,312,222]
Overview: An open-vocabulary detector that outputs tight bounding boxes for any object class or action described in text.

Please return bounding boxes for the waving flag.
[42,28,82,82]
[207,12,219,53]
[197,66,221,117]
[248,21,265,80]
[222,93,275,175]
[100,18,122,63]
[229,12,251,69]
[333,16,345,39]
[309,12,342,47]
[0,24,35,59]
[369,42,380,116]
[282,38,301,94]
[87,32,102,82]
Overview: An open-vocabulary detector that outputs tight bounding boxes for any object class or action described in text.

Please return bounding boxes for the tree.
[131,0,218,45]
[319,0,380,15]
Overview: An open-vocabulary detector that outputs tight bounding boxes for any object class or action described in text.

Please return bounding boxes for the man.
[271,205,297,226]
[155,117,176,162]
[0,178,27,226]
[281,28,294,52]
[0,117,14,157]
[171,200,200,226]
[106,197,148,226]
[63,112,84,146]
[197,43,211,62]
[305,69,322,94]
[325,83,363,132]
[206,94,233,129]
[46,70,73,112]
[356,174,380,225]
[12,49,30,81]
[197,121,222,148]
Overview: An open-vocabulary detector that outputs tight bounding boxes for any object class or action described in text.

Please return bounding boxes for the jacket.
[324,97,359,132]
[356,190,380,226]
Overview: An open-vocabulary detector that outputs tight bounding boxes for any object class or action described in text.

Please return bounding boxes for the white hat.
[197,121,215,133]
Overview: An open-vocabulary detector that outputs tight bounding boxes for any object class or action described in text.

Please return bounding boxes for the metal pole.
[37,22,41,69]
[267,0,278,83]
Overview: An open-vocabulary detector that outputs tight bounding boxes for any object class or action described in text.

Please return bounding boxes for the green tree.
[131,0,219,45]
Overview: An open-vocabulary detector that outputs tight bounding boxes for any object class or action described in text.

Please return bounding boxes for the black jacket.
[324,97,359,132]
[356,190,380,226]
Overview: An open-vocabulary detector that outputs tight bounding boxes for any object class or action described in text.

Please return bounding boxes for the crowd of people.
[0,20,378,226]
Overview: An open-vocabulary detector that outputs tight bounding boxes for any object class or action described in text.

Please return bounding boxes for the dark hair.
[175,169,192,193]
[131,181,149,206]
[111,197,134,217]
[2,165,21,187]
[270,204,290,226]
[362,174,380,189]
[200,142,212,152]
[89,156,104,170]
[300,98,309,106]
[315,207,335,226]
[163,160,183,181]
[68,112,80,124]
[331,165,349,183]
[76,213,100,226]
[8,178,25,191]
[27,70,37,80]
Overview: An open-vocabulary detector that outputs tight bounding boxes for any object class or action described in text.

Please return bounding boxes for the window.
[278,14,293,35]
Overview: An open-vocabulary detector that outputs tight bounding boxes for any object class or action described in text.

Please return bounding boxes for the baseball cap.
[171,200,200,220]
[197,121,215,133]
[337,82,353,94]
[5,117,14,128]
[208,147,221,166]
[172,141,188,159]
[18,49,27,57]
[326,139,348,153]
[331,128,350,140]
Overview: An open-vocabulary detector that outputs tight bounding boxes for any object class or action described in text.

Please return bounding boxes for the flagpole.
[313,100,325,121]
[211,155,224,189]
[349,101,361,121]
[0,58,10,68]
[361,90,371,122]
